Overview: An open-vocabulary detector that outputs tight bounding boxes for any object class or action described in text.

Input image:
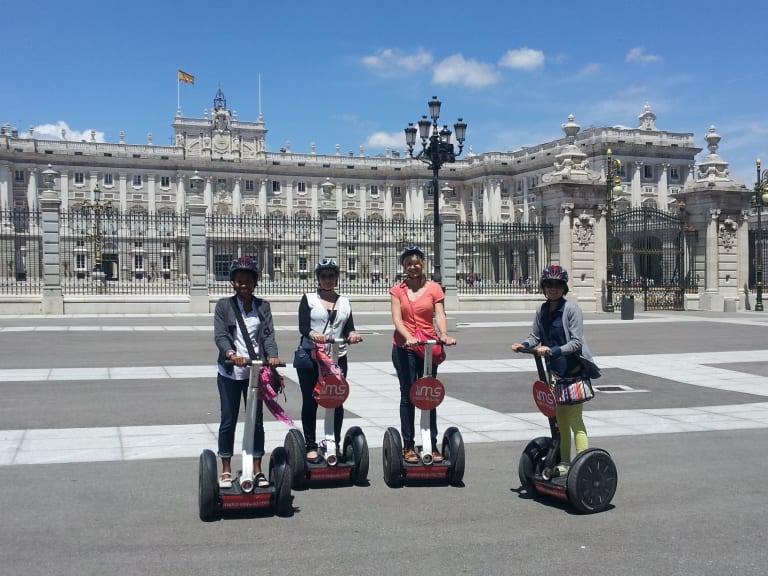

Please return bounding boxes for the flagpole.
[177,71,181,113]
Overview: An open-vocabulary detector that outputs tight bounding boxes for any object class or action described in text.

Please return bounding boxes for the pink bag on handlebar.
[413,328,446,366]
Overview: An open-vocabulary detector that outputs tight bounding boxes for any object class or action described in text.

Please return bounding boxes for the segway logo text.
[324,384,347,396]
[414,385,443,399]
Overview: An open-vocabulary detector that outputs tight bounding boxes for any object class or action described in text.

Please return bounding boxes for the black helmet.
[229,256,259,282]
[540,264,569,294]
[399,245,425,265]
[315,257,340,279]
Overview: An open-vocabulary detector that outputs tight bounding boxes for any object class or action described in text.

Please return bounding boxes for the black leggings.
[391,345,438,450]
[296,355,348,451]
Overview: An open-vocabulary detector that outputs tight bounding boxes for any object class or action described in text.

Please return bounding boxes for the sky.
[2,0,767,186]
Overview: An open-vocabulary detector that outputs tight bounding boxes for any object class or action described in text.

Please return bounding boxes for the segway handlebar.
[514,346,551,356]
[223,359,286,368]
[324,336,362,345]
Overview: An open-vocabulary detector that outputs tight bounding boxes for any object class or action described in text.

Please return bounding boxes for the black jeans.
[391,345,438,450]
[296,355,348,451]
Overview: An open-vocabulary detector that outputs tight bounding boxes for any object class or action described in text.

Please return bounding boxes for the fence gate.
[608,207,696,311]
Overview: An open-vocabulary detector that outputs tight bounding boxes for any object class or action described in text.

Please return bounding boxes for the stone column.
[232,177,241,216]
[700,208,723,311]
[175,173,186,214]
[27,168,38,211]
[559,204,574,273]
[40,190,63,314]
[441,212,458,310]
[187,200,209,312]
[147,174,156,214]
[0,162,10,211]
[318,207,339,261]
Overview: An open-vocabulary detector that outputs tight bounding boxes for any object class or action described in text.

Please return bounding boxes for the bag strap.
[230,296,259,361]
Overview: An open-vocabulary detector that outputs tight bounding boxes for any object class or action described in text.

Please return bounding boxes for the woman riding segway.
[294,258,362,464]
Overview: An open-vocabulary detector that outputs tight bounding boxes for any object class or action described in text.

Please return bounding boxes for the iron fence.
[207,214,322,296]
[338,217,433,295]
[456,221,553,295]
[749,228,768,290]
[0,209,41,295]
[60,210,190,295]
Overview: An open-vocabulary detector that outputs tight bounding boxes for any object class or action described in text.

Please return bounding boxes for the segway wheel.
[518,436,552,494]
[344,426,369,486]
[566,448,618,514]
[198,449,220,521]
[442,427,465,486]
[269,447,293,517]
[382,427,403,487]
[284,428,307,489]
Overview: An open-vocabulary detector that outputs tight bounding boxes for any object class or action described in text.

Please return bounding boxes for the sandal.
[403,447,419,463]
[218,472,232,489]
[254,472,269,488]
[431,451,444,464]
[306,450,322,463]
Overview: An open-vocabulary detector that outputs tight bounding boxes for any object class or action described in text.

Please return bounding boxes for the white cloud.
[21,121,105,142]
[576,63,602,77]
[432,54,501,88]
[365,131,405,150]
[626,47,662,64]
[499,48,545,71]
[361,48,433,76]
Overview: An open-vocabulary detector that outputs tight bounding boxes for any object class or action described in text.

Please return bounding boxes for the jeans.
[217,372,264,459]
[296,355,348,451]
[391,345,438,449]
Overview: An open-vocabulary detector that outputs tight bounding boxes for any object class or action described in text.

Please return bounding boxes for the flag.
[178,70,195,84]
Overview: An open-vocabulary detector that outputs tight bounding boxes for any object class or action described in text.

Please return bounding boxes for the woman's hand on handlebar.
[511,342,525,353]
[440,334,457,346]
[267,357,282,367]
[347,332,363,344]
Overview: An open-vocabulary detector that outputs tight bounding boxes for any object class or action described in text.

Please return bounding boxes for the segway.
[284,337,369,488]
[382,340,464,487]
[199,361,292,521]
[516,348,617,513]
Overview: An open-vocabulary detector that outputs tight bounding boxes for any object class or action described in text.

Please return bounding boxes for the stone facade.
[1,92,761,313]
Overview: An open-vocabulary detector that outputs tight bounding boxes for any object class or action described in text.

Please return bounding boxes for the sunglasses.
[319,273,337,279]
[542,280,566,288]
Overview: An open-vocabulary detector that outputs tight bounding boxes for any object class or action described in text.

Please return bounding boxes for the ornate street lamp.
[754,159,768,311]
[604,148,623,312]
[82,184,112,288]
[405,96,467,285]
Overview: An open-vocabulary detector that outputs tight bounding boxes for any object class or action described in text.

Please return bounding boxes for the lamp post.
[405,96,467,285]
[604,148,623,312]
[754,159,768,311]
[82,184,112,289]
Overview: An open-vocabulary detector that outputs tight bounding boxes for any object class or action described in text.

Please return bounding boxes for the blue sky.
[2,0,766,185]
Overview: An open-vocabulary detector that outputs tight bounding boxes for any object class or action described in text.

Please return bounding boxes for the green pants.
[556,402,588,463]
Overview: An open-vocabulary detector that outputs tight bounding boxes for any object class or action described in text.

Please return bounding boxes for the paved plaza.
[1,309,767,575]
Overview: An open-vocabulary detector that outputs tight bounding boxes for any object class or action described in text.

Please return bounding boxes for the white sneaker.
[555,463,570,476]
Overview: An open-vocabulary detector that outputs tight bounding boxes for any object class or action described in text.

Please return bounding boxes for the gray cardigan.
[522,300,601,379]
[214,295,279,366]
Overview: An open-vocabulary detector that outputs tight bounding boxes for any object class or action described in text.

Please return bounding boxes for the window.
[245,179,255,192]
[134,254,144,271]
[393,186,402,197]
[74,172,84,185]
[272,180,281,192]
[14,170,24,182]
[132,174,143,187]
[618,164,627,178]
[370,185,379,196]
[103,174,114,186]
[670,167,680,181]
[297,181,306,193]
[160,176,170,188]
[162,255,172,271]
[643,165,653,179]
[346,184,355,196]
[76,253,86,270]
